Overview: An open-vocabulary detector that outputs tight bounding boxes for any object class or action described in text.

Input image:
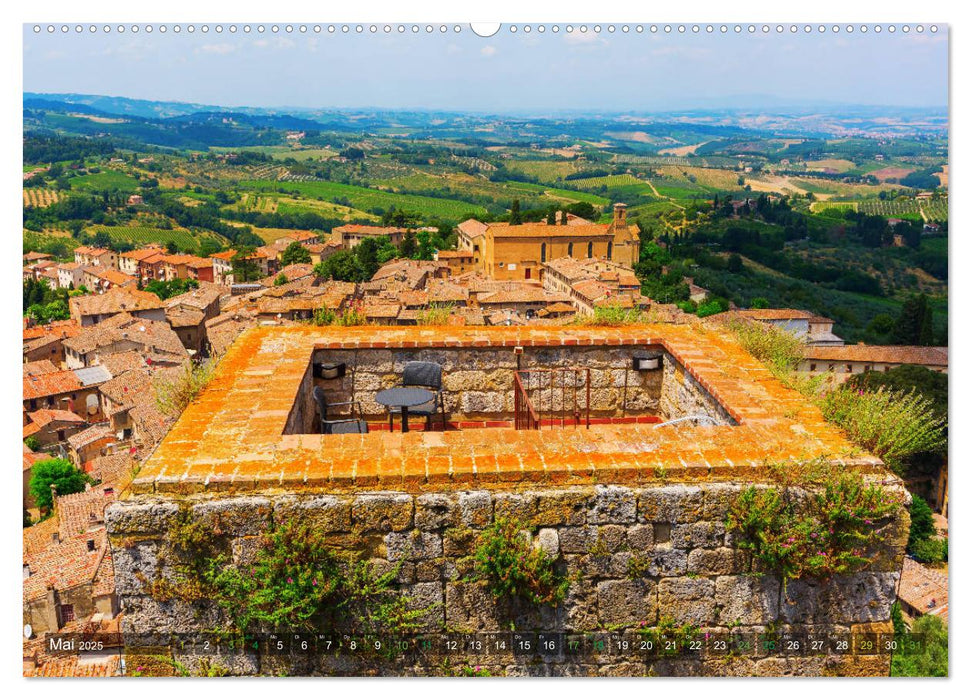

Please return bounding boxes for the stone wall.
[105,479,907,677]
[299,345,729,427]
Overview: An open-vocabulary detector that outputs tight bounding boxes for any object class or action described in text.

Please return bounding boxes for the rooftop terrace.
[130,324,883,496]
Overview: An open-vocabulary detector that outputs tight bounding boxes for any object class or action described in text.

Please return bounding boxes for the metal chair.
[312,386,368,435]
[391,361,447,430]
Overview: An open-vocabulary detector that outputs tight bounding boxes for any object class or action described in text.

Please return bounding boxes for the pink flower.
[312,578,318,586]
[287,577,293,584]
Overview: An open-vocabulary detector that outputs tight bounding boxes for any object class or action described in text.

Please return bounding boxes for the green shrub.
[470,517,569,606]
[817,386,946,472]
[726,472,901,584]
[571,304,645,327]
[891,614,948,677]
[909,537,947,565]
[727,317,805,380]
[154,359,217,418]
[28,458,92,512]
[415,303,454,326]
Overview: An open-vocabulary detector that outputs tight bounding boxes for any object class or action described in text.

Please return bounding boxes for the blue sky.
[23,26,948,112]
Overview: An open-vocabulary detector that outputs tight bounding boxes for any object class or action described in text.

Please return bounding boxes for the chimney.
[613,203,628,228]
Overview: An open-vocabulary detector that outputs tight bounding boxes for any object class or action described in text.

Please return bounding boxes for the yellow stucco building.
[456,204,640,281]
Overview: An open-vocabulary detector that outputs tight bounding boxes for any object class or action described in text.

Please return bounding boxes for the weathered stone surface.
[535,528,560,556]
[402,582,444,632]
[779,572,900,625]
[715,575,781,626]
[559,526,599,554]
[415,493,459,530]
[110,541,159,596]
[636,548,688,577]
[658,577,716,626]
[535,490,590,526]
[192,497,272,536]
[274,495,352,532]
[627,524,655,551]
[638,485,704,522]
[597,579,657,627]
[385,531,443,561]
[444,581,504,632]
[458,491,492,527]
[352,493,413,531]
[671,521,725,549]
[687,548,749,576]
[493,492,538,522]
[589,485,636,524]
[105,500,179,535]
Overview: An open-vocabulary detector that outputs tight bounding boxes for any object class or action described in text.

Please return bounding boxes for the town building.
[73,247,117,269]
[332,224,408,249]
[69,287,167,327]
[456,203,639,281]
[798,345,948,379]
[731,308,845,346]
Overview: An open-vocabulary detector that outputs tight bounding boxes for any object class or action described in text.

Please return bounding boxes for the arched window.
[607,241,613,260]
[587,241,594,258]
[568,242,574,257]
[540,242,547,263]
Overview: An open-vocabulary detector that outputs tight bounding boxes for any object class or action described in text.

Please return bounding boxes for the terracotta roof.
[478,288,572,305]
[489,222,621,239]
[100,351,146,376]
[23,319,82,342]
[210,249,237,261]
[23,360,60,377]
[88,269,136,287]
[23,443,45,472]
[64,313,187,359]
[259,263,315,287]
[898,557,948,619]
[23,524,110,603]
[74,246,111,256]
[205,310,257,356]
[802,345,948,367]
[69,287,165,319]
[120,246,165,262]
[165,284,222,311]
[99,368,155,409]
[284,230,319,242]
[362,303,401,319]
[23,370,84,400]
[66,423,115,452]
[88,452,135,490]
[435,250,473,259]
[457,219,489,239]
[26,408,86,427]
[734,308,815,321]
[24,251,53,262]
[55,485,116,539]
[333,224,407,236]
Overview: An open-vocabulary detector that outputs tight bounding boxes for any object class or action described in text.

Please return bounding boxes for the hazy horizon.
[24,26,948,114]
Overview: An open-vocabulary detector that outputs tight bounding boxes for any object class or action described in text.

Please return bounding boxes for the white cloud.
[481,45,497,58]
[196,43,236,56]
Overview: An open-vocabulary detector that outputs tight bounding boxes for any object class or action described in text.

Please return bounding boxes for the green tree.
[893,295,934,346]
[509,199,522,225]
[28,458,92,512]
[891,614,948,676]
[907,495,937,550]
[750,297,770,309]
[230,247,261,283]
[727,253,744,273]
[399,231,418,259]
[274,273,289,286]
[280,241,312,266]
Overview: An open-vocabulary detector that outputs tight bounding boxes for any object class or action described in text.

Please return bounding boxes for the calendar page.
[20,18,949,681]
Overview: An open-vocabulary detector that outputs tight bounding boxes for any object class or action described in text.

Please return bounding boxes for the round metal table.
[375,387,435,433]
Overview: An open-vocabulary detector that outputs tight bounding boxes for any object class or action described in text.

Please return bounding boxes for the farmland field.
[503,159,582,182]
[210,145,339,161]
[69,170,140,192]
[23,188,61,208]
[240,179,488,220]
[86,225,228,250]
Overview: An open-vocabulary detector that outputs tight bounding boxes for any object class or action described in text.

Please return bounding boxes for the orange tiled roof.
[69,287,165,318]
[23,319,81,342]
[129,323,891,497]
[734,308,815,321]
[23,360,60,377]
[802,345,948,367]
[23,370,84,400]
[120,246,165,262]
[334,224,407,235]
[898,557,948,618]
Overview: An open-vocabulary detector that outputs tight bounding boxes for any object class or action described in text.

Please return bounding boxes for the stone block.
[589,485,636,524]
[402,582,445,632]
[714,575,781,626]
[535,528,560,557]
[778,572,899,625]
[352,493,414,532]
[415,493,459,530]
[110,541,159,596]
[671,521,725,549]
[105,500,179,535]
[274,495,352,532]
[637,485,704,522]
[534,489,590,526]
[686,548,749,576]
[658,577,716,626]
[558,526,598,554]
[596,579,657,628]
[458,491,492,527]
[627,524,655,551]
[191,497,271,536]
[493,492,538,522]
[384,531,443,561]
